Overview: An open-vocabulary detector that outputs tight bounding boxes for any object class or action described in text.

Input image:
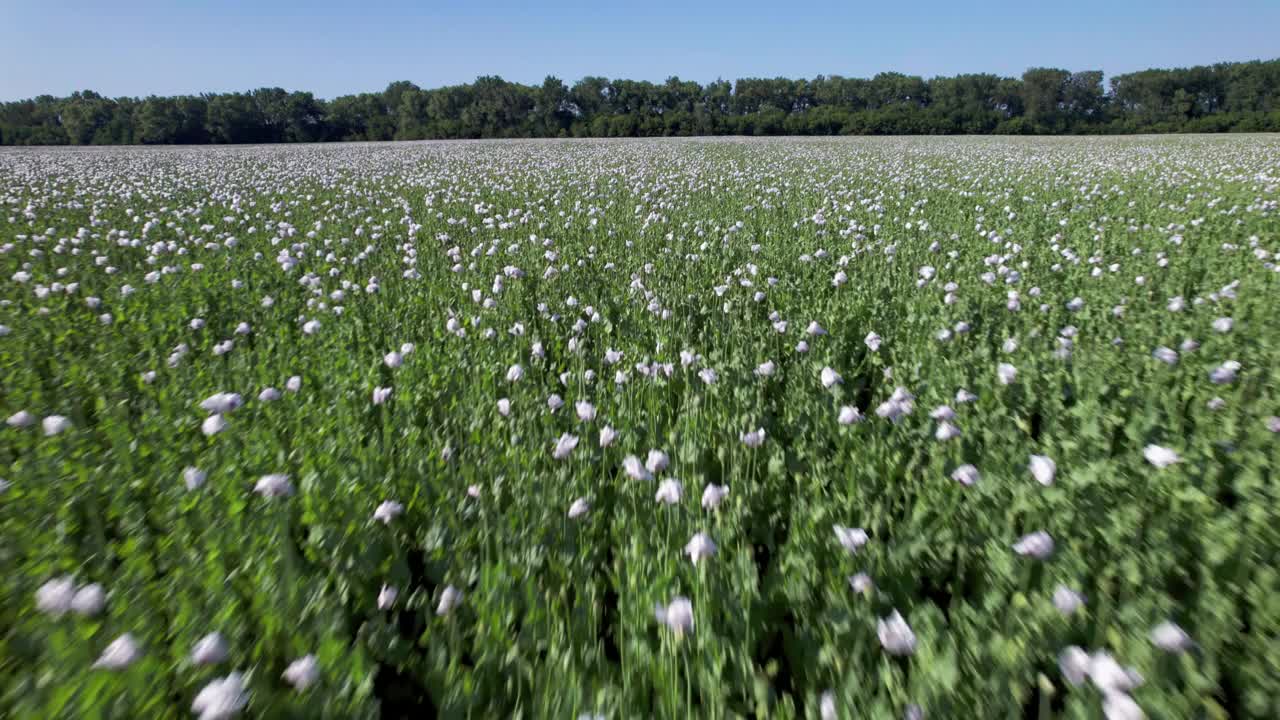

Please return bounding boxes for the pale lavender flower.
[599,425,618,447]
[820,367,842,389]
[1102,692,1144,720]
[42,415,72,436]
[285,376,302,392]
[254,474,293,498]
[1013,531,1055,559]
[934,422,961,441]
[865,332,882,351]
[373,500,403,524]
[754,360,776,377]
[372,387,392,405]
[833,525,869,553]
[877,610,916,656]
[258,387,281,402]
[377,584,398,610]
[645,449,669,474]
[655,479,683,505]
[740,428,766,448]
[951,465,979,486]
[436,586,463,616]
[1150,621,1192,652]
[849,572,874,594]
[820,691,837,720]
[192,672,248,720]
[622,455,652,481]
[6,410,35,428]
[837,406,863,425]
[183,466,207,491]
[201,414,228,436]
[575,400,596,421]
[1053,585,1085,615]
[1029,455,1056,486]
[1209,361,1240,384]
[497,398,511,417]
[191,632,229,666]
[282,655,319,691]
[997,363,1017,385]
[506,364,524,382]
[35,576,75,616]
[384,351,403,368]
[654,596,694,636]
[1143,445,1179,469]
[684,532,718,565]
[71,583,105,616]
[93,633,141,669]
[702,483,729,510]
[552,433,579,460]
[1059,646,1090,686]
[568,497,590,518]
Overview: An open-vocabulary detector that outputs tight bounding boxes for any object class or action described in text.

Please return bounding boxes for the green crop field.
[2,135,1278,719]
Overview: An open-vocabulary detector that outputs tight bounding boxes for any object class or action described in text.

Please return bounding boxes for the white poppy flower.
[1029,455,1056,486]
[654,596,694,636]
[191,632,229,666]
[701,483,728,510]
[684,532,717,565]
[192,672,248,720]
[93,633,141,670]
[655,479,683,505]
[282,655,319,691]
[877,610,916,656]
[373,500,403,524]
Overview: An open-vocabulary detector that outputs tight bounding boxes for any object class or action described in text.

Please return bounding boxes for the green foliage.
[3,60,1280,145]
[1,136,1279,718]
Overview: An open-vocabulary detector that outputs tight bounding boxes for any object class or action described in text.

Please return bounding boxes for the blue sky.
[2,0,1277,100]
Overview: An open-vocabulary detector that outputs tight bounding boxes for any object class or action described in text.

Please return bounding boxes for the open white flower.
[950,464,979,486]
[282,654,319,691]
[645,449,669,474]
[436,585,463,616]
[1013,531,1055,559]
[373,500,403,524]
[568,497,590,518]
[1150,621,1192,652]
[191,632,229,666]
[701,483,728,510]
[655,479,683,504]
[820,367,842,389]
[1143,445,1179,468]
[201,414,228,436]
[552,433,579,460]
[877,609,916,656]
[93,633,141,670]
[654,596,694,636]
[377,584,398,610]
[1029,455,1056,486]
[833,525,868,553]
[192,672,249,720]
[35,576,76,616]
[42,415,72,436]
[684,532,717,565]
[254,473,293,498]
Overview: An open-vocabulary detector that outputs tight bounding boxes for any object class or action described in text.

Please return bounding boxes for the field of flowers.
[2,135,1278,719]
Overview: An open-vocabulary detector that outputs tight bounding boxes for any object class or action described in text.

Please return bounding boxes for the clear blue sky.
[2,0,1277,100]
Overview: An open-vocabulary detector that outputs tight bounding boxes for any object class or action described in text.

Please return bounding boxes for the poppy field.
[2,135,1279,719]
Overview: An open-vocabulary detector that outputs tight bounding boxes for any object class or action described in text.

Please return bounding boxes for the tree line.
[2,59,1278,145]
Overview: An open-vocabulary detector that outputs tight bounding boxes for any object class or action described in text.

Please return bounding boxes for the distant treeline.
[3,59,1279,145]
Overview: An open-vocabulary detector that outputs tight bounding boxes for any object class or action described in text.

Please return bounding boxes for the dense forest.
[2,59,1278,144]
